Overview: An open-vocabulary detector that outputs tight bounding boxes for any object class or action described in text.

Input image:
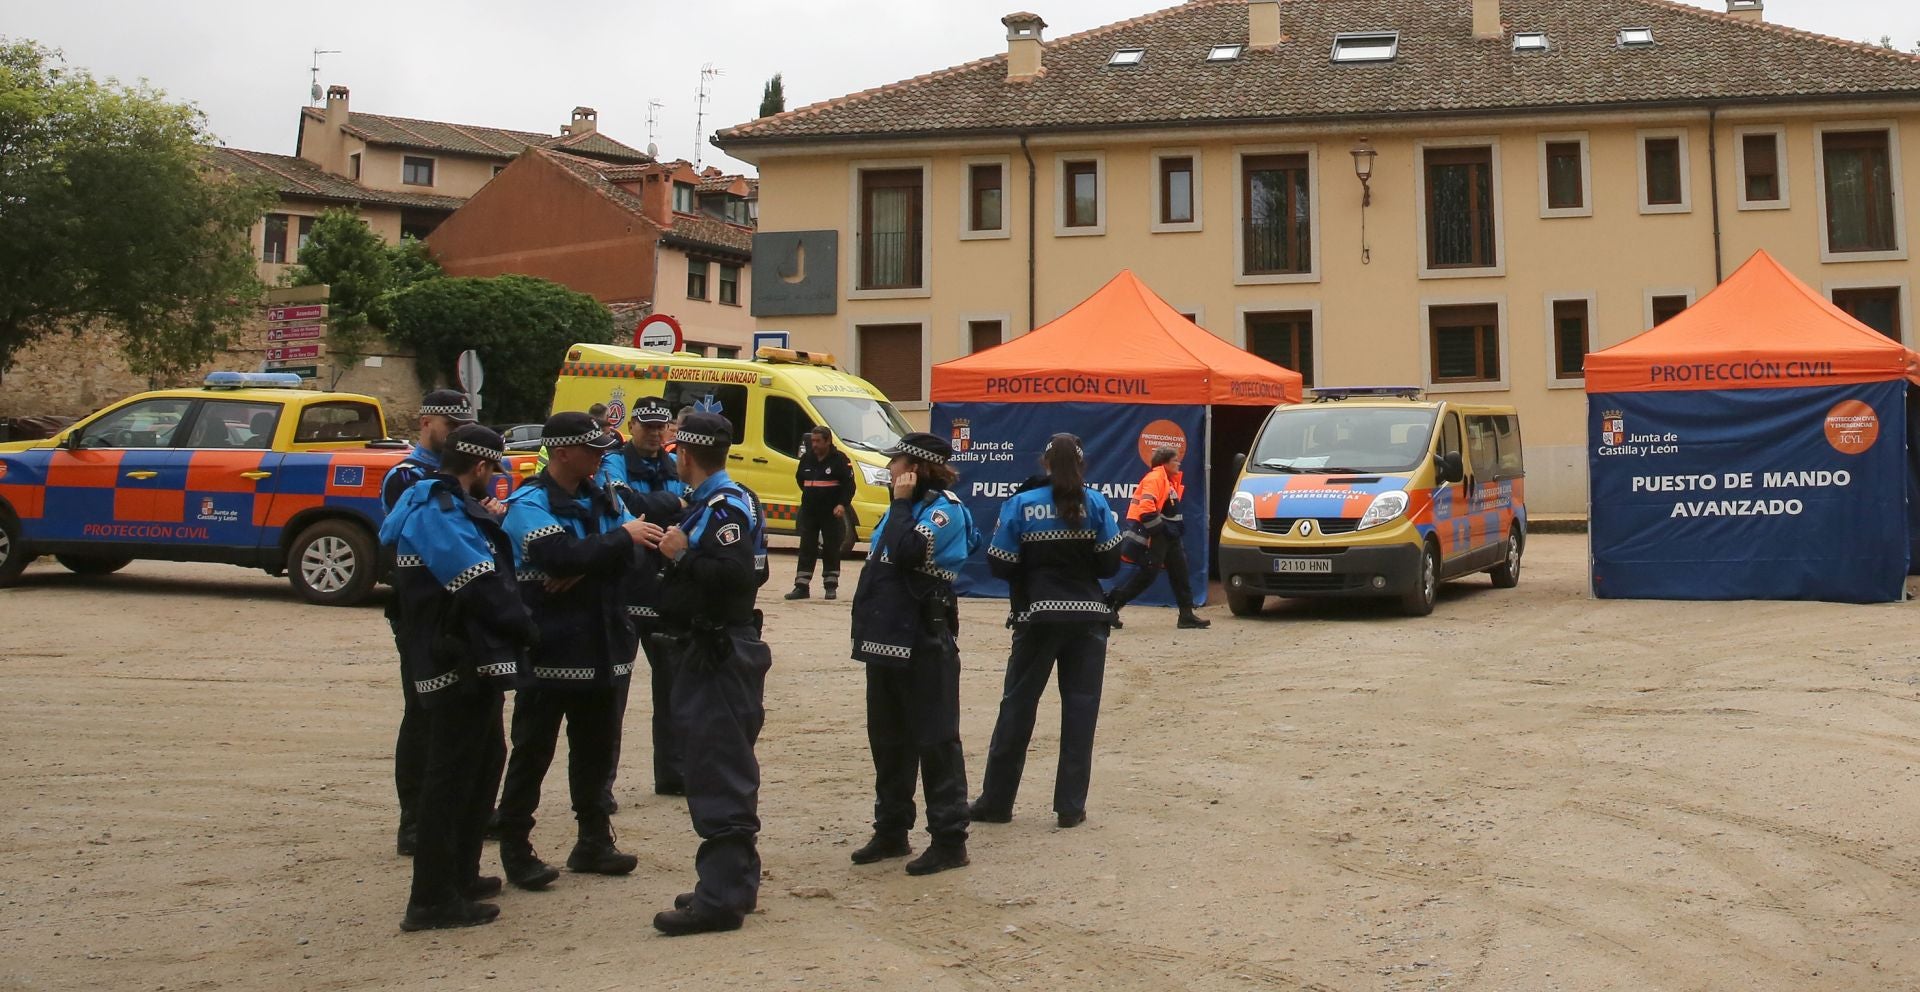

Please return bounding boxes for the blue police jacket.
[850,488,980,666]
[380,444,441,512]
[503,472,638,688]
[987,484,1124,624]
[658,470,767,629]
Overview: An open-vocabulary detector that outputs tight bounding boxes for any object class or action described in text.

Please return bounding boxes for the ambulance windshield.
[1252,407,1438,474]
[811,395,910,452]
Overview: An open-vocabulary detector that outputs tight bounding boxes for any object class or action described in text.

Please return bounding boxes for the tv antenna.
[693,63,723,169]
[309,49,341,106]
[646,99,664,160]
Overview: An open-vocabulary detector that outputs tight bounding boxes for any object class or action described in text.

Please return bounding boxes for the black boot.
[905,841,970,876]
[567,817,638,875]
[967,799,1012,824]
[499,832,560,891]
[674,891,696,910]
[395,823,417,858]
[783,581,810,601]
[823,575,839,601]
[1177,609,1211,629]
[401,898,499,932]
[653,907,741,936]
[849,832,911,864]
[463,875,503,900]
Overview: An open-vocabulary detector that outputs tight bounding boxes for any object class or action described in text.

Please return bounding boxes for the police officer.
[785,426,855,601]
[1106,445,1211,630]
[497,412,658,890]
[381,388,480,858]
[849,433,980,875]
[971,434,1124,830]
[380,424,535,932]
[650,411,772,936]
[599,398,691,806]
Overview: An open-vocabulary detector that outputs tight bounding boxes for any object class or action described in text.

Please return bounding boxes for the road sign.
[267,305,327,323]
[267,323,325,342]
[635,314,684,352]
[265,363,319,379]
[752,331,791,353]
[267,344,322,362]
[457,350,485,393]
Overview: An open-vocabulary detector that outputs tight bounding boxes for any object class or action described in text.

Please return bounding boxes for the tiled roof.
[717,0,1920,145]
[542,150,655,219]
[540,150,753,257]
[696,174,751,194]
[661,214,754,257]
[210,147,467,211]
[301,108,650,162]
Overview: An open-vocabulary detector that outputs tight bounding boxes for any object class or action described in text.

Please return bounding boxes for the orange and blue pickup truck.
[0,372,424,605]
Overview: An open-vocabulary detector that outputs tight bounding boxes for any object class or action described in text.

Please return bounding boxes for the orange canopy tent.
[932,270,1303,406]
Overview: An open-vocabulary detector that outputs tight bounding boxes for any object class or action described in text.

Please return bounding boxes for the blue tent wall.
[1589,381,1910,602]
[932,401,1209,608]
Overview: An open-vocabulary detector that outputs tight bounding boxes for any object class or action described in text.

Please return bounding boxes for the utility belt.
[648,610,765,669]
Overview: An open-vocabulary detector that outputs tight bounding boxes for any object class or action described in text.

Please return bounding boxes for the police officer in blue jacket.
[649,411,772,936]
[971,434,1125,830]
[598,398,691,808]
[380,424,535,932]
[497,412,660,890]
[381,388,480,858]
[849,432,981,875]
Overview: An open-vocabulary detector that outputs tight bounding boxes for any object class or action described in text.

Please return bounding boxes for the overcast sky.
[10,1,1920,177]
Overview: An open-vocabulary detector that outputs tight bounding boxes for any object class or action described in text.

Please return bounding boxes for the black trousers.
[977,622,1109,817]
[1110,530,1197,610]
[604,630,681,805]
[673,630,770,924]
[866,632,969,844]
[498,685,621,834]
[392,628,428,833]
[409,689,501,907]
[794,505,845,584]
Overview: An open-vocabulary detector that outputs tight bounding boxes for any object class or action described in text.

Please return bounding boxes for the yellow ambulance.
[539,343,911,543]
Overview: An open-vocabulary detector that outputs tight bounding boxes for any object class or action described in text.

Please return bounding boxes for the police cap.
[629,398,673,426]
[419,389,477,423]
[881,432,953,466]
[445,423,508,469]
[542,410,618,449]
[673,411,733,449]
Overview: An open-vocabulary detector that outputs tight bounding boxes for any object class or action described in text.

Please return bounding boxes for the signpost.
[267,344,323,363]
[457,350,484,418]
[635,314,684,353]
[267,323,326,342]
[266,304,327,324]
[752,330,791,354]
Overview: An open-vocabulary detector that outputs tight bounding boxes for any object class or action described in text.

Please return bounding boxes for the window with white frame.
[1426,302,1505,387]
[1539,133,1591,218]
[1820,125,1902,256]
[1736,126,1788,210]
[1637,130,1691,214]
[1056,153,1105,236]
[1547,295,1593,384]
[858,167,925,290]
[1152,150,1202,232]
[1423,143,1500,271]
[966,161,1006,236]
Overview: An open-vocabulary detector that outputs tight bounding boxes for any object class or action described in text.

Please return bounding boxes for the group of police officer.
[383,391,1202,933]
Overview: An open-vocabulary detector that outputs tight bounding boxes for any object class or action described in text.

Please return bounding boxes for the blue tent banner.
[1589,381,1910,603]
[932,402,1209,607]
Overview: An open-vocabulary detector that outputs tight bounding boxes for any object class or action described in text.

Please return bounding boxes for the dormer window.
[1618,27,1655,47]
[1331,32,1399,63]
[1207,44,1243,62]
[1108,48,1145,67]
[1513,32,1549,52]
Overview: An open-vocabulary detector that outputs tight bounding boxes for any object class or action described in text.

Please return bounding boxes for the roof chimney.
[324,85,349,126]
[1726,0,1763,21]
[1472,0,1501,40]
[1003,12,1047,82]
[1248,0,1282,49]
[570,106,598,135]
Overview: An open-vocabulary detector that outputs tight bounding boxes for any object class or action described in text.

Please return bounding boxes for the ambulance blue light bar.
[1308,386,1424,402]
[204,371,304,390]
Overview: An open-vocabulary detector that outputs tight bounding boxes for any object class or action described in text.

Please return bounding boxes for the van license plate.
[1272,558,1332,574]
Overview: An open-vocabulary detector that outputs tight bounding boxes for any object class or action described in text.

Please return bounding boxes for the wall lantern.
[1350,137,1378,264]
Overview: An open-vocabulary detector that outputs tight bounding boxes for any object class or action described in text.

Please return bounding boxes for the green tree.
[759,73,785,118]
[0,39,273,379]
[381,275,613,422]
[286,209,441,383]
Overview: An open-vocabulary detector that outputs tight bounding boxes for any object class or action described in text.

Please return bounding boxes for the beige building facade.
[719,0,1920,513]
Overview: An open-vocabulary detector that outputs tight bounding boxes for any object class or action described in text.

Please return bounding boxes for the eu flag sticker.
[332,465,365,488]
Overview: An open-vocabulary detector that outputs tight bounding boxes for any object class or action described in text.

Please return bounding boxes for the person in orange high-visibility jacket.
[1105,446,1210,630]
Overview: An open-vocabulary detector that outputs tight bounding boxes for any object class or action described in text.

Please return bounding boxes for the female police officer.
[849,432,980,875]
[970,434,1123,830]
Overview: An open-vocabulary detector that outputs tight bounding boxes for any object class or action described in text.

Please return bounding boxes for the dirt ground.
[4,535,1920,992]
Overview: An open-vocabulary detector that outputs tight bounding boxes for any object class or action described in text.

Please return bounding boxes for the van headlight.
[1228,491,1256,530]
[1357,490,1409,531]
[857,462,891,487]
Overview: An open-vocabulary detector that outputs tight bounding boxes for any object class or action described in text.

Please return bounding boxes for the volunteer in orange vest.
[1105,446,1210,630]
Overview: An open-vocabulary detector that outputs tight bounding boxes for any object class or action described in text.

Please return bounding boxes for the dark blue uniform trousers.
[499,685,621,831]
[604,630,683,806]
[977,622,1109,817]
[866,632,969,844]
[410,690,501,907]
[673,629,770,924]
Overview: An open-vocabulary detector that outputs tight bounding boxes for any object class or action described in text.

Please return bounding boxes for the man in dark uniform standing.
[497,412,658,890]
[650,411,772,936]
[381,388,480,857]
[784,425,855,601]
[380,424,535,931]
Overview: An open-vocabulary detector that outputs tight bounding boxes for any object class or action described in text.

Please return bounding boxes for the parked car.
[495,423,544,451]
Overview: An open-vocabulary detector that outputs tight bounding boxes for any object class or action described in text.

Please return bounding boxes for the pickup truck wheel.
[288,519,377,606]
[55,554,133,576]
[0,513,26,586]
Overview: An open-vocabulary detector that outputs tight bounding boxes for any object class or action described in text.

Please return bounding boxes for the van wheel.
[288,519,377,606]
[1399,542,1440,617]
[0,513,26,586]
[1491,527,1524,589]
[1227,588,1264,617]
[839,506,860,555]
[55,554,133,576]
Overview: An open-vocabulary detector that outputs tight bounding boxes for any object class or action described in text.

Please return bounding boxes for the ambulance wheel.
[1226,588,1265,617]
[839,507,860,555]
[1399,542,1439,617]
[0,513,25,586]
[288,519,377,607]
[55,554,132,576]
[1491,527,1523,589]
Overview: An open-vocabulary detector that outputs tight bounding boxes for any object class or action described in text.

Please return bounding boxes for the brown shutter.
[858,324,924,402]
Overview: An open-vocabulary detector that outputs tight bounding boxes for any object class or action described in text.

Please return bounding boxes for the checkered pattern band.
[612,662,634,678]
[543,429,607,447]
[674,431,720,447]
[454,440,505,462]
[521,525,564,556]
[444,560,494,593]
[419,404,471,418]
[988,545,1020,562]
[918,564,959,582]
[628,605,660,618]
[893,442,946,465]
[1024,528,1099,542]
[533,666,596,680]
[395,554,423,568]
[476,662,518,678]
[1097,531,1126,552]
[1015,599,1111,622]
[516,568,549,584]
[860,640,914,660]
[414,671,460,694]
